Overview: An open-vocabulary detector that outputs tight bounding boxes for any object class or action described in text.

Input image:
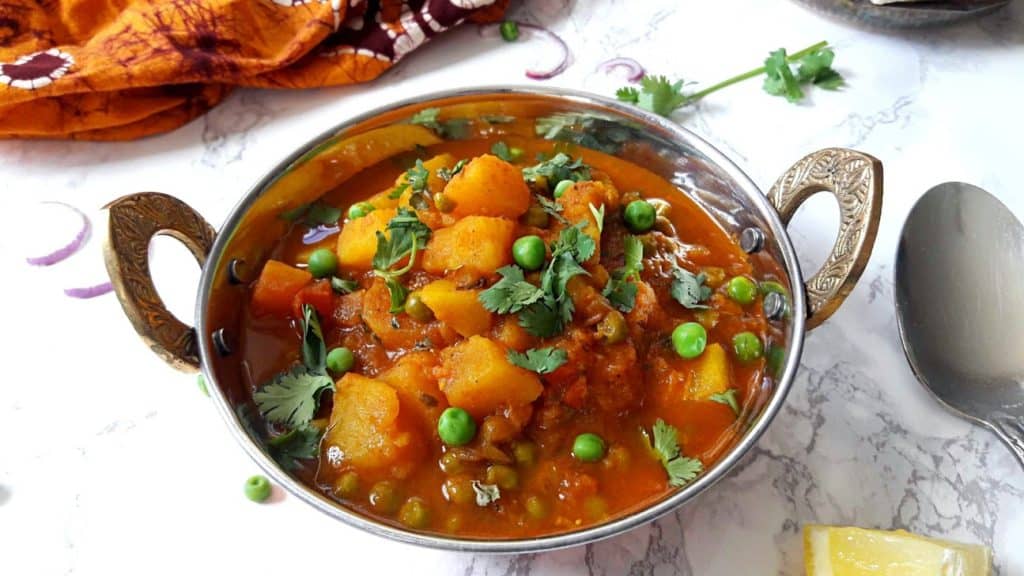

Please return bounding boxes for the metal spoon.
[895,182,1024,468]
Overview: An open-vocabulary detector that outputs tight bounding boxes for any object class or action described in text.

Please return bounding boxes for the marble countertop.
[2,1,1022,574]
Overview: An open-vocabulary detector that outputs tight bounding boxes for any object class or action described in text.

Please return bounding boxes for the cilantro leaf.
[522,152,591,185]
[330,276,359,294]
[410,107,470,139]
[551,221,595,263]
[603,279,638,313]
[534,113,632,155]
[517,298,561,338]
[507,346,568,374]
[438,159,468,182]
[254,366,334,428]
[602,235,644,313]
[372,208,432,313]
[536,195,569,224]
[664,456,704,486]
[490,141,523,163]
[763,48,804,103]
[267,425,323,470]
[615,86,640,104]
[670,267,711,309]
[471,481,501,506]
[588,202,605,233]
[390,159,430,205]
[709,389,740,415]
[638,75,689,117]
[478,266,545,314]
[300,304,327,372]
[647,418,704,487]
[795,46,844,90]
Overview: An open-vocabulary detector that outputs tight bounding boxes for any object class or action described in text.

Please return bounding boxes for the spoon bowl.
[895,182,1024,467]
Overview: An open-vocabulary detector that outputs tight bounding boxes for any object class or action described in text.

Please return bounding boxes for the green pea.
[433,192,455,213]
[508,147,525,162]
[438,407,477,446]
[439,451,465,474]
[443,477,476,505]
[671,322,707,359]
[307,248,338,278]
[398,497,431,529]
[596,310,628,344]
[512,235,546,271]
[333,471,359,498]
[485,464,519,490]
[525,495,548,519]
[572,433,606,462]
[347,201,375,220]
[512,442,537,467]
[244,475,272,503]
[726,276,757,305]
[326,347,355,374]
[369,481,400,514]
[623,200,656,233]
[733,331,764,362]
[553,180,574,198]
[404,291,434,322]
[499,20,519,42]
[584,495,608,520]
[523,204,550,228]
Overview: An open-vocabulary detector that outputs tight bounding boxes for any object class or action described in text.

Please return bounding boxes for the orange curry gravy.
[239,137,772,538]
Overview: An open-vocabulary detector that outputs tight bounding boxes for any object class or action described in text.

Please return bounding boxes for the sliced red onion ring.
[479,21,570,80]
[26,202,90,266]
[64,281,113,299]
[598,57,645,82]
[302,224,340,245]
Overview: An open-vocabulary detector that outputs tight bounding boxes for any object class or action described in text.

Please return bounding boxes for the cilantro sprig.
[645,419,704,487]
[438,159,468,182]
[491,141,524,163]
[507,346,567,374]
[616,41,842,117]
[372,208,432,313]
[670,266,711,310]
[478,221,595,338]
[267,424,324,470]
[522,152,591,186]
[603,235,644,313]
[254,304,335,429]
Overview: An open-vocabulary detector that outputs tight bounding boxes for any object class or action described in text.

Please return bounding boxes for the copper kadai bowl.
[103,87,883,553]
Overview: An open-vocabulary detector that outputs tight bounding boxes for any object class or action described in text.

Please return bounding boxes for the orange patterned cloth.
[0,0,507,140]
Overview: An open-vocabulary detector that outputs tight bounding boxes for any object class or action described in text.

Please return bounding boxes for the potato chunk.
[444,154,531,218]
[336,207,396,269]
[250,260,312,317]
[436,336,543,417]
[421,216,515,281]
[685,343,731,400]
[361,279,434,349]
[419,279,492,338]
[324,373,422,472]
[560,180,617,265]
[378,352,447,433]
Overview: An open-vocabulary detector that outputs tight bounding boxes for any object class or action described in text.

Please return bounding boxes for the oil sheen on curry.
[240,125,783,538]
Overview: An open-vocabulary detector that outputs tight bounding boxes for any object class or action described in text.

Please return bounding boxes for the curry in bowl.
[239,124,785,537]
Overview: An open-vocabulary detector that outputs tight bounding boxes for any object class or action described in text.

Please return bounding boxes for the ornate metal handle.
[769,148,883,330]
[103,193,216,372]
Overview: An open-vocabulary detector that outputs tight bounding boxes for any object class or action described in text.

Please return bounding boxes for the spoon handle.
[991,415,1024,469]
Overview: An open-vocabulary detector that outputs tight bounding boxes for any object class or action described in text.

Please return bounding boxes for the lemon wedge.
[804,525,992,576]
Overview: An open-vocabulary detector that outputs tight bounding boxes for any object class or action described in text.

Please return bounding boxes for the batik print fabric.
[0,0,506,140]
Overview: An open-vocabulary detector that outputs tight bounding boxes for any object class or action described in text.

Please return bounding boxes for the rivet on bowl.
[740,227,764,254]
[212,328,233,356]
